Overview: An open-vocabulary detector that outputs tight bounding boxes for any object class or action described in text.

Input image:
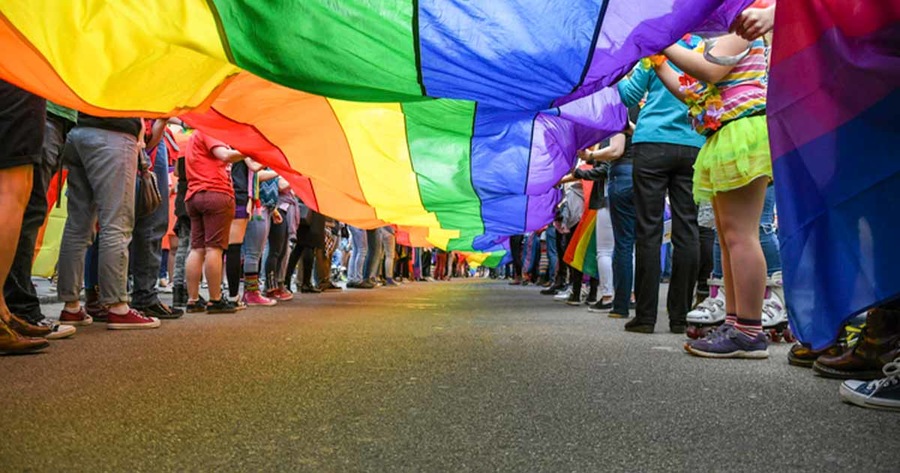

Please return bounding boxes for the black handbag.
[135,150,162,217]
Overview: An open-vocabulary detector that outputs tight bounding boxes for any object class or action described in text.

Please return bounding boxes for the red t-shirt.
[185,131,235,201]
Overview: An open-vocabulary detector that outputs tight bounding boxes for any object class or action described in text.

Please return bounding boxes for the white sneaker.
[687,281,726,325]
[40,320,76,340]
[554,289,572,302]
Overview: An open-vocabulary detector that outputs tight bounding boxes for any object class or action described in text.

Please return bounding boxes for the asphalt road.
[2,279,897,472]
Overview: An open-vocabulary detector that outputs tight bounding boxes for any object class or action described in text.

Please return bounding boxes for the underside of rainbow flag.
[0,0,750,264]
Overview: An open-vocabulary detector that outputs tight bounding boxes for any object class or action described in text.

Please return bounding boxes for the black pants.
[697,226,716,297]
[265,218,288,291]
[632,143,700,325]
[5,115,66,323]
[422,250,432,278]
[509,235,524,279]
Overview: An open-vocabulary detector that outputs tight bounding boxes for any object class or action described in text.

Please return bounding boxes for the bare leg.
[715,178,768,321]
[186,248,206,301]
[204,248,225,301]
[711,200,736,316]
[0,165,33,323]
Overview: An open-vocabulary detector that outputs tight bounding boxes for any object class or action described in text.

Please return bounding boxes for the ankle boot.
[0,318,49,354]
[84,286,108,321]
[813,307,900,380]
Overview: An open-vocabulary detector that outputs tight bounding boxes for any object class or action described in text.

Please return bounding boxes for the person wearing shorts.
[0,80,51,354]
[183,131,247,314]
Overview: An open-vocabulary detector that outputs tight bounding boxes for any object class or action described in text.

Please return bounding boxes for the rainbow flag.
[0,0,751,265]
[562,177,598,278]
[769,1,900,349]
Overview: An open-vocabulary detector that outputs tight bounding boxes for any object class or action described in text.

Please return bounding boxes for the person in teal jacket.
[616,56,705,335]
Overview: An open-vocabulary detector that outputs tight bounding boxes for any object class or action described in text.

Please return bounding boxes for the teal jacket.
[616,65,705,149]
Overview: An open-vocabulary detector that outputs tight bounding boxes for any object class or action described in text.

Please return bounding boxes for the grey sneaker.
[839,357,900,411]
[685,327,769,359]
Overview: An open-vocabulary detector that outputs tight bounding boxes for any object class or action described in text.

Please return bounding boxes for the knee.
[721,230,760,254]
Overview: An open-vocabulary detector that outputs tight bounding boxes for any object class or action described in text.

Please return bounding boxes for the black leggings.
[265,219,288,291]
[510,235,524,278]
[225,243,243,298]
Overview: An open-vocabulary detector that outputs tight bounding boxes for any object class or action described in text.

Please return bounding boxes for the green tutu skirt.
[693,114,772,203]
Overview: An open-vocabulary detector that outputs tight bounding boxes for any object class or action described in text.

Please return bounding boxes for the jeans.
[595,206,614,298]
[632,143,700,325]
[348,226,368,282]
[381,229,396,279]
[608,162,636,314]
[712,184,781,278]
[545,227,559,284]
[173,216,191,287]
[242,207,270,274]
[365,228,385,280]
[129,141,169,307]
[58,127,138,306]
[5,115,67,323]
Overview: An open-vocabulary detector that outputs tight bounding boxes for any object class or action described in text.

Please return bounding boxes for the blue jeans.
[130,141,170,307]
[365,228,384,280]
[348,226,368,282]
[712,185,781,278]
[608,163,636,314]
[242,207,270,274]
[546,227,559,283]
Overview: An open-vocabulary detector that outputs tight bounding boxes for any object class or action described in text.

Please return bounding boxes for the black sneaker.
[300,285,322,294]
[185,300,207,313]
[587,300,613,313]
[540,286,560,295]
[135,302,184,320]
[670,323,687,334]
[356,280,376,289]
[207,298,237,314]
[624,318,655,334]
[565,292,581,306]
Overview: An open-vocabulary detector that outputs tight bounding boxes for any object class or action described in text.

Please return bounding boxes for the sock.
[108,305,129,315]
[225,244,243,298]
[725,313,738,326]
[244,273,260,293]
[735,317,763,338]
[64,305,82,314]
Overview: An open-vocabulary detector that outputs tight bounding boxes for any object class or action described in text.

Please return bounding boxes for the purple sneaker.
[685,327,769,359]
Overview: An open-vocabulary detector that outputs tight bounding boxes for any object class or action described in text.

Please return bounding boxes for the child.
[653,32,772,358]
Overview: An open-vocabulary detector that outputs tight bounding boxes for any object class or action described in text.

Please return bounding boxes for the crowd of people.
[0,106,475,346]
[0,4,895,411]
[494,5,898,411]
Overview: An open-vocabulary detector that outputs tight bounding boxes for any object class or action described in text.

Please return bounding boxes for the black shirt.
[231,160,249,205]
[77,113,142,138]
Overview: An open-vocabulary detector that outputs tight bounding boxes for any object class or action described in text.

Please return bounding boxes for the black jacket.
[573,161,610,210]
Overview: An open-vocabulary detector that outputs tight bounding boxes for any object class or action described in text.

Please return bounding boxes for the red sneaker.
[59,307,93,326]
[107,309,161,330]
[242,290,277,307]
[275,288,294,301]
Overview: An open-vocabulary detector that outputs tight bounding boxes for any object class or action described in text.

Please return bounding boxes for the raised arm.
[211,146,248,163]
[662,34,749,84]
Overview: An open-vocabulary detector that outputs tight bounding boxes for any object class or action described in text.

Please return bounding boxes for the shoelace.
[864,357,900,398]
[695,297,721,314]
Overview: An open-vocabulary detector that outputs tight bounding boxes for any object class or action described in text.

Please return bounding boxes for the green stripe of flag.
[403,99,485,250]
[210,0,423,102]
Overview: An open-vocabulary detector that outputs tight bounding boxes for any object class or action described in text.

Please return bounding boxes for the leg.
[595,207,615,300]
[130,142,169,308]
[631,144,670,326]
[265,217,287,292]
[698,226,716,293]
[666,146,700,326]
[301,246,315,287]
[57,134,97,310]
[608,163,636,314]
[0,166,35,322]
[225,216,247,298]
[760,185,781,275]
[201,193,234,302]
[5,116,66,323]
[715,178,768,322]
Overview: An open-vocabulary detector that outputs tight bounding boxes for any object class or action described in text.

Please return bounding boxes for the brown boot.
[813,308,900,380]
[788,343,845,368]
[0,319,49,355]
[7,313,52,338]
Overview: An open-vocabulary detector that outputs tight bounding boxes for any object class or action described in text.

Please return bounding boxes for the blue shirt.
[616,65,705,149]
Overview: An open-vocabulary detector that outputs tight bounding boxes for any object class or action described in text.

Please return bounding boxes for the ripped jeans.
[712,184,781,278]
